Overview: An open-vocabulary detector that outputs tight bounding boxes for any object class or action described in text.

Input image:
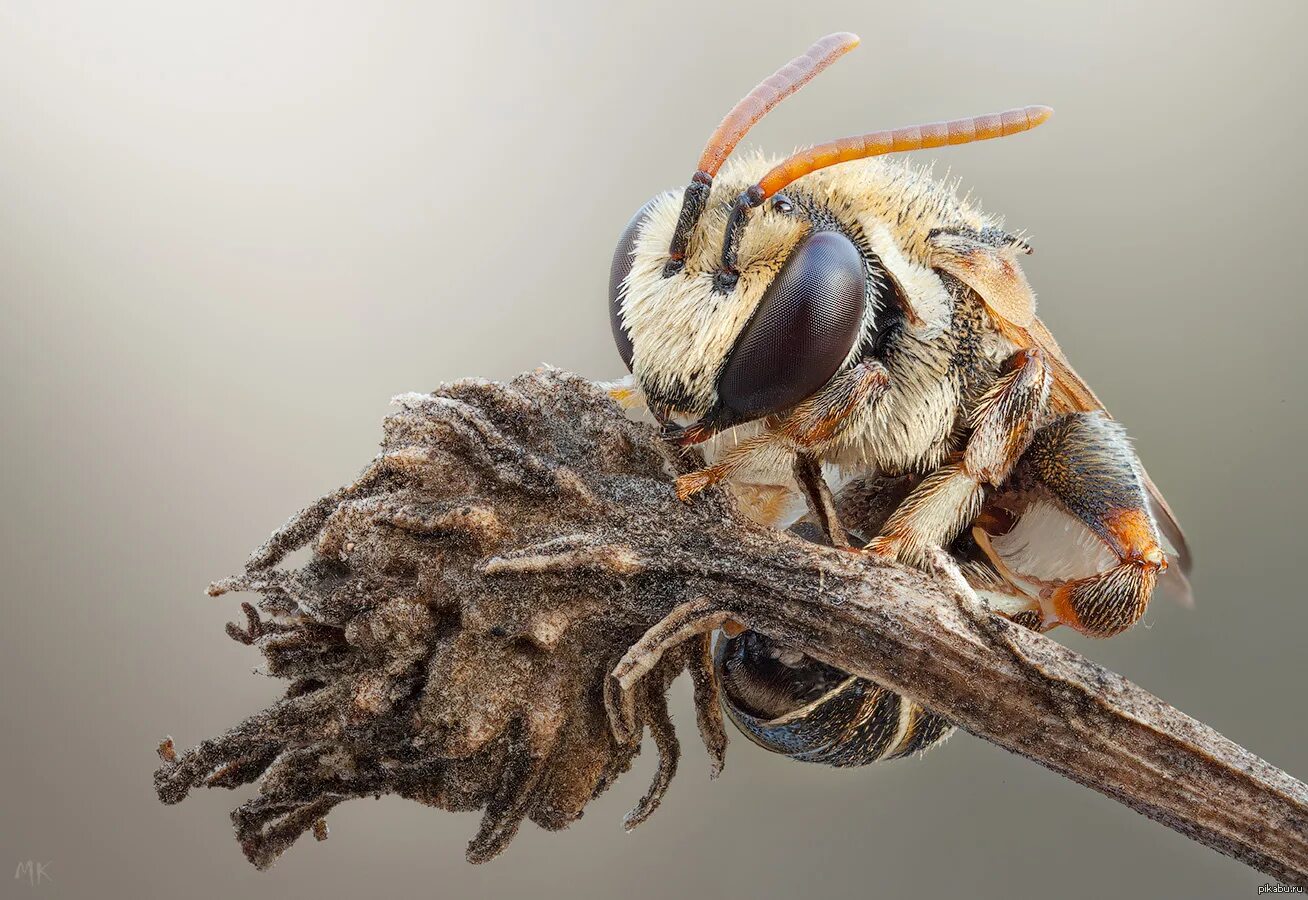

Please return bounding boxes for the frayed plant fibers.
[155,370,734,867]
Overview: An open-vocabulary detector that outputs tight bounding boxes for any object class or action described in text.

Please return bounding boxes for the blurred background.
[1,1,1304,897]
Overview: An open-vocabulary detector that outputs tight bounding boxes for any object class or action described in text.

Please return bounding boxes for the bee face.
[609,164,896,431]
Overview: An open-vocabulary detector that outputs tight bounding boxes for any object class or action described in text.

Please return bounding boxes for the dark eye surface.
[608,198,657,371]
[715,230,866,422]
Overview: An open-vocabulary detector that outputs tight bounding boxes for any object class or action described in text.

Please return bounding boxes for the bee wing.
[928,228,1038,328]
[1137,466,1191,570]
[1019,316,1108,414]
[1139,464,1195,607]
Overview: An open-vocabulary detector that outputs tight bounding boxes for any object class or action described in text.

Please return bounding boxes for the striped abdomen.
[714,629,953,766]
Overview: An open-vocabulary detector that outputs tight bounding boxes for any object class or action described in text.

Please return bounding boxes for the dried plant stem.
[691,546,1308,885]
[154,369,1308,885]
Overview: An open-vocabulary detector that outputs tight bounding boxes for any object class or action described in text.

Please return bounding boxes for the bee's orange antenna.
[697,32,860,178]
[757,105,1052,200]
[665,32,860,272]
[716,105,1054,282]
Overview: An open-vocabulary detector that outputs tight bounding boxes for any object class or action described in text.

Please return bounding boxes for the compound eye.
[716,231,866,421]
[608,197,657,371]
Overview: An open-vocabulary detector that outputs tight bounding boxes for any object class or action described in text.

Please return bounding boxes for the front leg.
[868,348,1049,567]
[674,361,889,502]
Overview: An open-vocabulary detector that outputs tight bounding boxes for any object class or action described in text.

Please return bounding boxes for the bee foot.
[863,535,901,561]
[675,470,718,501]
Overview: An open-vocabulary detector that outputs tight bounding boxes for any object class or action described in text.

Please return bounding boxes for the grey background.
[1,1,1304,898]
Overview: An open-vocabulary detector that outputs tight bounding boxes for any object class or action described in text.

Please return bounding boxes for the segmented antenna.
[756,105,1053,199]
[717,106,1054,279]
[665,32,860,271]
[696,32,860,178]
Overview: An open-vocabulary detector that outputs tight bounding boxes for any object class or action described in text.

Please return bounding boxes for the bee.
[606,33,1193,766]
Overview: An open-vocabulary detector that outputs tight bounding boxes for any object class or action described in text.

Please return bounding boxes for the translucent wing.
[929,229,1038,327]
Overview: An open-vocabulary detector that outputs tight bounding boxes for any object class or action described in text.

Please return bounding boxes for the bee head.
[610,171,875,436]
[607,32,1051,443]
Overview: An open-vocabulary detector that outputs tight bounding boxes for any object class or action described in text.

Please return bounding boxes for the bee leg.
[863,463,987,566]
[605,597,733,745]
[868,348,1049,567]
[674,433,788,500]
[1044,562,1160,637]
[675,362,889,504]
[783,361,892,546]
[793,453,850,548]
[1011,413,1167,637]
[780,360,890,448]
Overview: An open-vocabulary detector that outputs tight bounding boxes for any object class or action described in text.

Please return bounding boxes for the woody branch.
[153,369,1308,885]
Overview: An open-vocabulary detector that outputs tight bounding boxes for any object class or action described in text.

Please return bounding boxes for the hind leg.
[981,412,1168,637]
[1045,561,1159,637]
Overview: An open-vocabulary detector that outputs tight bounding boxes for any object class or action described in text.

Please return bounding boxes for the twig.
[153,368,1308,885]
